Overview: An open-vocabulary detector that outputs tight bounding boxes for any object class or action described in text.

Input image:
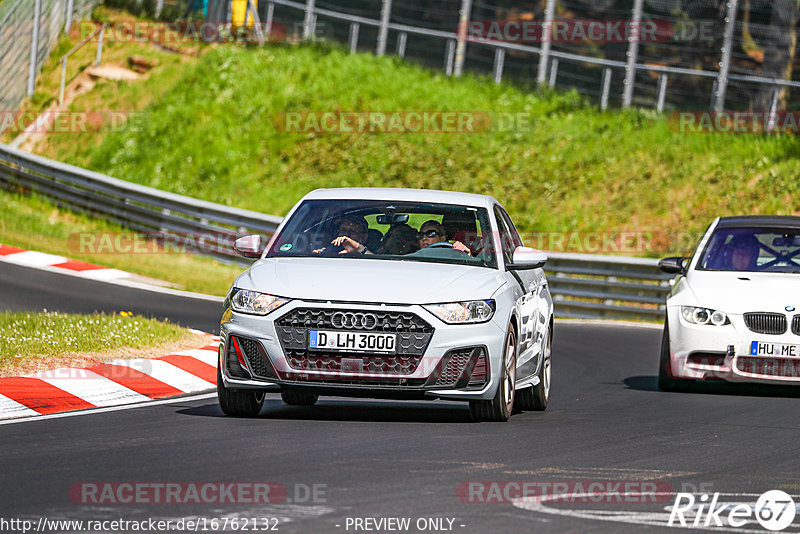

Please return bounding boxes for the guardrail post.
[445,39,455,76]
[766,86,779,132]
[600,67,611,110]
[376,0,392,56]
[303,0,316,40]
[536,0,555,85]
[656,73,667,112]
[95,24,105,66]
[348,22,359,54]
[396,32,407,57]
[65,0,74,34]
[493,48,505,84]
[28,0,43,97]
[246,0,265,45]
[714,0,738,111]
[265,1,274,39]
[548,58,558,87]
[622,0,643,107]
[453,0,473,77]
[155,0,164,18]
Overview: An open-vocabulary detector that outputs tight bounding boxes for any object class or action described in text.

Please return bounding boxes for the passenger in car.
[313,215,372,254]
[375,223,419,255]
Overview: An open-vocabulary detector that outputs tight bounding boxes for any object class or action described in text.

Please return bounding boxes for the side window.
[494,207,516,264]
[497,207,523,248]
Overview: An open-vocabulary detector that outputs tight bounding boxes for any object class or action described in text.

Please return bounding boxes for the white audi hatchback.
[658,215,800,389]
[217,188,553,421]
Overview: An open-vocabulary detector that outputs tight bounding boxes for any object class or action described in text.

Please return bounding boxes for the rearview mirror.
[376,213,410,225]
[658,256,687,274]
[234,235,263,259]
[507,246,547,270]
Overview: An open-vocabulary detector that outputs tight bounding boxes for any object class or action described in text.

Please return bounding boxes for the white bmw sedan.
[217,188,553,421]
[658,215,800,390]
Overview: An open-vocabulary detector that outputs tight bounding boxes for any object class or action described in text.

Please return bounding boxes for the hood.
[235,257,505,304]
[686,271,800,314]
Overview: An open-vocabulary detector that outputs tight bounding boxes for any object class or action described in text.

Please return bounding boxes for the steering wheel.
[427,242,453,249]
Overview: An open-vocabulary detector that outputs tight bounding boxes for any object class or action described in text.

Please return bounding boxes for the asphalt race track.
[2,262,800,533]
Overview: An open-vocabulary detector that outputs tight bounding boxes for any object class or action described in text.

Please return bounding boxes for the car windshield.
[698,226,800,273]
[266,199,497,269]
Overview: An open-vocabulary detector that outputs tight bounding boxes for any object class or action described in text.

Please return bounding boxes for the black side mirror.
[658,256,688,274]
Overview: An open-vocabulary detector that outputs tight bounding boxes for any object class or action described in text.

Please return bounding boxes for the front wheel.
[658,318,687,392]
[217,366,265,417]
[470,327,516,422]
[518,322,551,411]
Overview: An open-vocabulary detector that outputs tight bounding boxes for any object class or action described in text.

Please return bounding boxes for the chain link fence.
[0,0,100,116]
[214,0,800,113]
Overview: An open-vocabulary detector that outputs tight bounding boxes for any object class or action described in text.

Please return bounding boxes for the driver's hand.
[452,241,470,254]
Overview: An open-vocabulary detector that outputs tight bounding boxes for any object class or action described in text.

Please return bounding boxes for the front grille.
[435,349,474,387]
[744,313,787,335]
[233,336,275,379]
[275,307,434,379]
[736,356,800,378]
[792,315,800,336]
[281,374,428,388]
[277,308,433,333]
[286,351,421,375]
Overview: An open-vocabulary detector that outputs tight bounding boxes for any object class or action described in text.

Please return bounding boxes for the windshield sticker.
[280,243,293,252]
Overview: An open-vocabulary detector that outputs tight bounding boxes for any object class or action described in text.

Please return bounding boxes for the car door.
[494,206,544,381]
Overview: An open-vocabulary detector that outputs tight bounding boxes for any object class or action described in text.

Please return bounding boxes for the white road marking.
[31,368,150,407]
[2,250,67,267]
[174,348,219,366]
[0,393,40,419]
[108,358,215,392]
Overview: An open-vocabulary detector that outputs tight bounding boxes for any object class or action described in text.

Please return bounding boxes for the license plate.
[308,330,397,354]
[750,341,800,358]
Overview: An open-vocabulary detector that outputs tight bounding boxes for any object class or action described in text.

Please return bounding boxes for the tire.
[470,327,517,422]
[517,321,552,411]
[217,366,265,417]
[280,390,319,406]
[658,318,687,392]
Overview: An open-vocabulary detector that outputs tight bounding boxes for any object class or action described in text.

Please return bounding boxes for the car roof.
[302,188,498,208]
[716,215,800,228]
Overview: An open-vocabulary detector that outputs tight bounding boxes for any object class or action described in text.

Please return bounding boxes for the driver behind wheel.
[728,234,760,270]
[417,220,470,253]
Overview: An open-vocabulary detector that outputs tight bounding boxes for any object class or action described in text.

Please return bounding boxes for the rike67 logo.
[669,490,797,531]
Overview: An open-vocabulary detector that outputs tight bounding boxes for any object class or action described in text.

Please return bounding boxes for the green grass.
[0,310,190,373]
[0,189,242,295]
[40,41,796,256]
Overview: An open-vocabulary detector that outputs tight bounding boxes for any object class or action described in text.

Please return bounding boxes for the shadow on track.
[177,398,475,423]
[624,375,800,398]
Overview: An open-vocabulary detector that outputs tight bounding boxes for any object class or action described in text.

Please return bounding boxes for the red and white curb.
[0,243,141,282]
[0,333,220,420]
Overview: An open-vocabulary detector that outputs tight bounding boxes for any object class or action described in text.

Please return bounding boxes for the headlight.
[681,306,729,326]
[425,300,495,324]
[231,289,289,316]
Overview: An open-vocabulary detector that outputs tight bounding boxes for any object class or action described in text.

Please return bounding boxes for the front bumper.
[218,300,507,401]
[667,306,800,384]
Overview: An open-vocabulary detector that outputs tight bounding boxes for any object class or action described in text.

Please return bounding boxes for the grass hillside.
[26,37,800,255]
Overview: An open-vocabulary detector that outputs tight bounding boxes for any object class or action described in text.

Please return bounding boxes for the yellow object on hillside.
[232,0,258,27]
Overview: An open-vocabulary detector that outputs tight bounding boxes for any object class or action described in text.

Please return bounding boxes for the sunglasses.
[417,230,442,239]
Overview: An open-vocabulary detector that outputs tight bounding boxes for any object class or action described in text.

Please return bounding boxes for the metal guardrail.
[0,142,671,321]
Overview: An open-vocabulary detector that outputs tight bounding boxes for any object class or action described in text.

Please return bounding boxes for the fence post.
[445,39,456,76]
[766,86,779,132]
[656,73,667,112]
[246,0,265,45]
[493,48,505,84]
[265,1,274,39]
[65,0,74,34]
[536,0,555,85]
[714,0,738,112]
[376,0,392,56]
[348,22,359,54]
[28,0,43,97]
[396,32,407,57]
[453,0,473,77]
[59,58,68,106]
[155,0,164,18]
[303,0,316,40]
[622,0,643,107]
[548,58,558,87]
[96,24,105,66]
[600,67,611,110]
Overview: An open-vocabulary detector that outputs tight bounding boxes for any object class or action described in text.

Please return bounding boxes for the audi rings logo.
[332,312,378,330]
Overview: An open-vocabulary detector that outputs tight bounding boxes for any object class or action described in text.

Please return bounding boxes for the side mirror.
[508,246,547,270]
[658,256,688,274]
[234,235,263,259]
